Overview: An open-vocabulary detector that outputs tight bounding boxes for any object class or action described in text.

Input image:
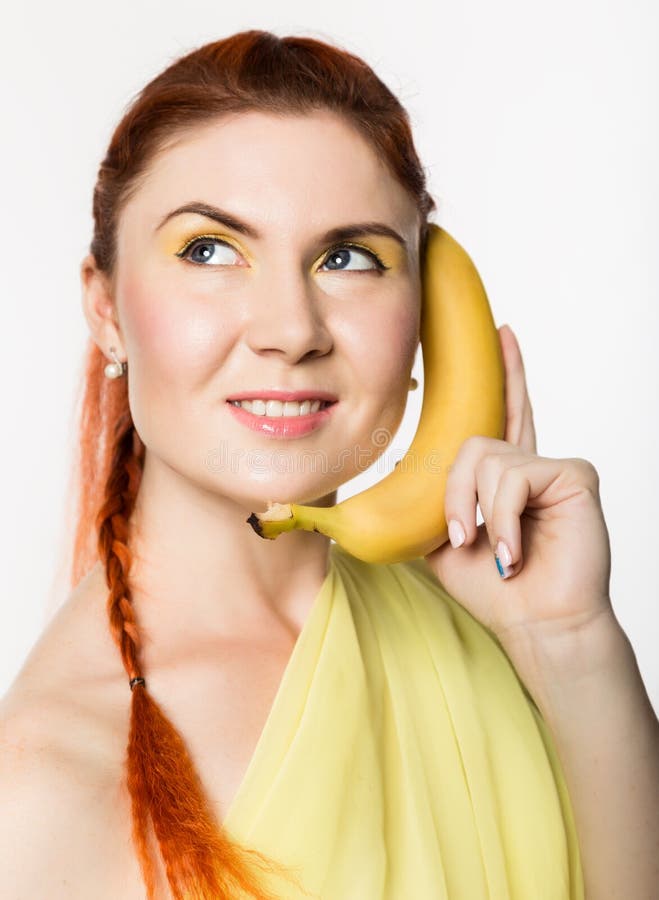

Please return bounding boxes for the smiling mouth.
[226,399,337,416]
[225,397,339,438]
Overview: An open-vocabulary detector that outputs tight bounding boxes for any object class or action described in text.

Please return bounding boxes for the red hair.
[61,29,436,899]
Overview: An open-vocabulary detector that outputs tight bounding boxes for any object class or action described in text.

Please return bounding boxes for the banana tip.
[246,511,269,539]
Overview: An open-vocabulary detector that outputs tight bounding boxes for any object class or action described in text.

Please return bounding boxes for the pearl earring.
[104,346,127,379]
[408,377,418,391]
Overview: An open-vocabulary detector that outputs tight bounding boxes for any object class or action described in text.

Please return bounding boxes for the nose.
[244,266,333,364]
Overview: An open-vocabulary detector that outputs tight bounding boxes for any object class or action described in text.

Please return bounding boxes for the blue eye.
[319,244,388,273]
[176,237,238,266]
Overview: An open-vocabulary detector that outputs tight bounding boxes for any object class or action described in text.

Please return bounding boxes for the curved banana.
[246,224,506,564]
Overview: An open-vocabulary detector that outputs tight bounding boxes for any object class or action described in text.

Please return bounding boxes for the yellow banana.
[246,223,506,564]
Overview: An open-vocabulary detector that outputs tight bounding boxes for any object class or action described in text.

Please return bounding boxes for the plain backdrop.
[1,0,657,712]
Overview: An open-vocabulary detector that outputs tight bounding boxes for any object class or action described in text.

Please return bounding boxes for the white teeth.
[232,399,327,416]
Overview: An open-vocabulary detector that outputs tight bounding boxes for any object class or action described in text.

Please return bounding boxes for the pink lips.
[226,397,338,438]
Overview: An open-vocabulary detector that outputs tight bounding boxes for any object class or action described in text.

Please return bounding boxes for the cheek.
[118,275,236,383]
[393,301,421,364]
[347,298,419,389]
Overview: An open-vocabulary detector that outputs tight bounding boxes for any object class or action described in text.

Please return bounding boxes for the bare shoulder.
[1,559,130,741]
[0,710,119,898]
[0,563,140,899]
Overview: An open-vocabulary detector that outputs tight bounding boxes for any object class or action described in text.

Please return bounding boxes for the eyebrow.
[154,201,408,251]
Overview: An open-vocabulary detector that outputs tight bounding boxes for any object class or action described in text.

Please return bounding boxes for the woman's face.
[87,109,422,508]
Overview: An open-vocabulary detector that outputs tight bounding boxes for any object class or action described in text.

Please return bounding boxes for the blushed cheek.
[120,282,185,382]
[345,307,417,457]
[376,300,420,380]
[396,300,421,363]
[119,278,232,384]
[375,299,420,427]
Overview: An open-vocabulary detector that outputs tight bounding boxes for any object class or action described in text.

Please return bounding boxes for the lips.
[226,395,338,438]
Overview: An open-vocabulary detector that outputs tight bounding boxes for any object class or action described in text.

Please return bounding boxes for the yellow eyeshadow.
[311,239,400,269]
[357,240,404,269]
[160,227,402,268]
[172,232,237,256]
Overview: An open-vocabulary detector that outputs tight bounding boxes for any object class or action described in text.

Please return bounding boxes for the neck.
[125,450,335,652]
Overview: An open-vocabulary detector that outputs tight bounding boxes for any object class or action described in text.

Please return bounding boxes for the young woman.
[1,28,657,900]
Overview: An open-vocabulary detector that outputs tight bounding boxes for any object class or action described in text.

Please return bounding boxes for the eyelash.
[175,235,389,272]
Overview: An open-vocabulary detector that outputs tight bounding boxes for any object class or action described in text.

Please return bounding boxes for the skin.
[80,108,422,656]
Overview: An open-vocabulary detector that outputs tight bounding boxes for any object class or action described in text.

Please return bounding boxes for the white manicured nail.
[496,540,512,567]
[448,519,465,549]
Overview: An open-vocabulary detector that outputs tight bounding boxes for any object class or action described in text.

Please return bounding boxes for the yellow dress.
[223,542,584,899]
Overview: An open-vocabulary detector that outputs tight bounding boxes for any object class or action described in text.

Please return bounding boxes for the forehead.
[119,109,418,238]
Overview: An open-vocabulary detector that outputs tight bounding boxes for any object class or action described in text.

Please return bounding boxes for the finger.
[499,324,538,455]
[488,456,569,576]
[444,436,524,549]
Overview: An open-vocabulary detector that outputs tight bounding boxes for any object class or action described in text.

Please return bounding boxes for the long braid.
[94,411,304,899]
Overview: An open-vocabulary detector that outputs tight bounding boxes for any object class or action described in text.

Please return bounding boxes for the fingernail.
[448,519,465,549]
[495,555,514,579]
[495,540,513,578]
[496,540,512,567]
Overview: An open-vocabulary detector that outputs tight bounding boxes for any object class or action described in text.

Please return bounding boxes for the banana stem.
[246,502,329,540]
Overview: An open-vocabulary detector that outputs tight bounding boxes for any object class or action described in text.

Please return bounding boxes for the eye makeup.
[172,231,394,273]
[174,233,241,259]
[321,242,389,271]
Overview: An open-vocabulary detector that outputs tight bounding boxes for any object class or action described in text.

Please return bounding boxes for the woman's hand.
[424,324,613,658]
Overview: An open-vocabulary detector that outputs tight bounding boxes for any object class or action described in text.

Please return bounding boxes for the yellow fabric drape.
[223,542,584,899]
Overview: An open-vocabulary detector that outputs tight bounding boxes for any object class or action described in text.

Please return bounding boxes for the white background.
[1,0,657,711]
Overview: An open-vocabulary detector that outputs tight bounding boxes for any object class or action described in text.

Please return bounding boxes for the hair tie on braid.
[129,676,146,690]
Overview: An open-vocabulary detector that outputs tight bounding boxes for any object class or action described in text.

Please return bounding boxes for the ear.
[80,253,126,361]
